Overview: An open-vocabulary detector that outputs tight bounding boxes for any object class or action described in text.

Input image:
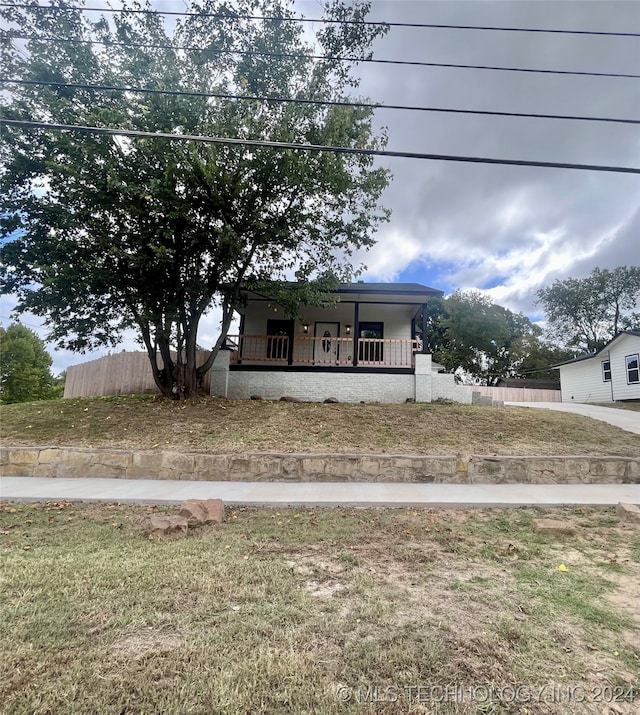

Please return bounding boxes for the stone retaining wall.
[1,447,638,485]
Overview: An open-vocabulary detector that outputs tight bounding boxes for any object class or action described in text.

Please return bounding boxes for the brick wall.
[210,352,475,404]
[226,370,416,403]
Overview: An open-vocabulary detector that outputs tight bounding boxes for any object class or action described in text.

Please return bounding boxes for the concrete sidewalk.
[1,476,639,507]
[506,401,640,435]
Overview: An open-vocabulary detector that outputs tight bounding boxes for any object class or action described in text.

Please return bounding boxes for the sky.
[1,0,639,374]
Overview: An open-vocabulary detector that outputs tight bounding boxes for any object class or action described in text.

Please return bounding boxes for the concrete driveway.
[505,402,640,436]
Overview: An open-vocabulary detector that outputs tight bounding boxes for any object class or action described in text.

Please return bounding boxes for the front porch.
[210,281,467,402]
[227,335,421,369]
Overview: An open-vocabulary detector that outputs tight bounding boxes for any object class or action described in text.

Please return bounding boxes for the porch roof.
[241,281,443,306]
[335,282,443,298]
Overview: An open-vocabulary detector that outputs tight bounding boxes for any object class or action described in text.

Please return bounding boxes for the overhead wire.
[2,119,639,174]
[0,314,46,330]
[3,79,638,125]
[2,33,639,79]
[1,2,639,37]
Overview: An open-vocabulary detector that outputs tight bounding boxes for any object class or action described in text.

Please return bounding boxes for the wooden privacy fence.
[63,351,212,398]
[473,385,562,403]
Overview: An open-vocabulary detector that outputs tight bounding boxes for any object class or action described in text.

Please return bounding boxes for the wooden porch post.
[238,313,246,364]
[422,301,428,353]
[352,302,360,366]
[287,321,295,366]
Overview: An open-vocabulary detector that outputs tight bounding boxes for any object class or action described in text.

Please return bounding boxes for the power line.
[4,78,638,126]
[0,314,45,330]
[3,33,639,80]
[2,118,639,175]
[2,3,639,37]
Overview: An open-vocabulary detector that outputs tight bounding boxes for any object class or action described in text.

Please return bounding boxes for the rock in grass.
[179,500,209,526]
[531,519,577,536]
[280,395,302,402]
[148,515,188,541]
[200,498,225,524]
[616,502,640,525]
[179,499,225,526]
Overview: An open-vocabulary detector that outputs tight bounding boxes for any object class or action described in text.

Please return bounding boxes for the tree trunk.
[154,335,181,399]
[183,317,200,397]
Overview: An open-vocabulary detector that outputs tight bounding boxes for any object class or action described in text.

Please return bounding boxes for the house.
[554,331,640,403]
[209,282,473,404]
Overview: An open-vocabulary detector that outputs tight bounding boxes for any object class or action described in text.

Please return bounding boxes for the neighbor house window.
[626,354,639,384]
[602,360,611,382]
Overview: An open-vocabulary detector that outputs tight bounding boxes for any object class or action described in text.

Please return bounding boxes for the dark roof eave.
[335,284,443,297]
[553,330,640,368]
[552,354,596,368]
[240,281,444,301]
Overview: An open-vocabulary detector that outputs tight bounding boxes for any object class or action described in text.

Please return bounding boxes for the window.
[358,322,384,362]
[267,319,293,361]
[602,360,611,382]
[626,354,639,384]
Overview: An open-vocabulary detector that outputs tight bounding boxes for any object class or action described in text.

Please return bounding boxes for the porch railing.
[227,335,420,368]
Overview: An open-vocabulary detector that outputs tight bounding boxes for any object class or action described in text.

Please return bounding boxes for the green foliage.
[425,291,568,384]
[537,266,640,352]
[0,0,390,398]
[0,323,56,403]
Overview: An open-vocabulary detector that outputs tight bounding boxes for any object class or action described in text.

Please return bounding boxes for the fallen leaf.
[556,564,568,572]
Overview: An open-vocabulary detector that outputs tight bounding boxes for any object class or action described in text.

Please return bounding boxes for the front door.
[314,322,340,364]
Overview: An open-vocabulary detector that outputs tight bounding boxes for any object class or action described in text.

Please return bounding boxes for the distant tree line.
[536,266,640,353]
[0,324,64,403]
[424,265,639,385]
[422,291,573,385]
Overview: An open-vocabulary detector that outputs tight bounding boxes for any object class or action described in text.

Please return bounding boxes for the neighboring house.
[554,331,640,403]
[210,282,473,403]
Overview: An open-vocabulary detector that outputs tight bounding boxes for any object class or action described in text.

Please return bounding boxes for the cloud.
[4,0,638,375]
[349,0,640,314]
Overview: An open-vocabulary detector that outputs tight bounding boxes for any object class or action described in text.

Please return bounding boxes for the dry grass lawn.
[1,502,638,714]
[1,395,640,456]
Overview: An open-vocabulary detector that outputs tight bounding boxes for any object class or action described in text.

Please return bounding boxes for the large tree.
[537,266,640,353]
[424,290,567,384]
[0,0,390,397]
[0,323,57,403]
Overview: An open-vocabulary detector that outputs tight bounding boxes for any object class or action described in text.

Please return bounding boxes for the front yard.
[1,395,639,456]
[1,502,638,714]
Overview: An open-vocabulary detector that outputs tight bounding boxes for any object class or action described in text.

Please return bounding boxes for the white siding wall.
[609,335,640,401]
[242,302,413,338]
[559,359,613,403]
[357,303,414,338]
